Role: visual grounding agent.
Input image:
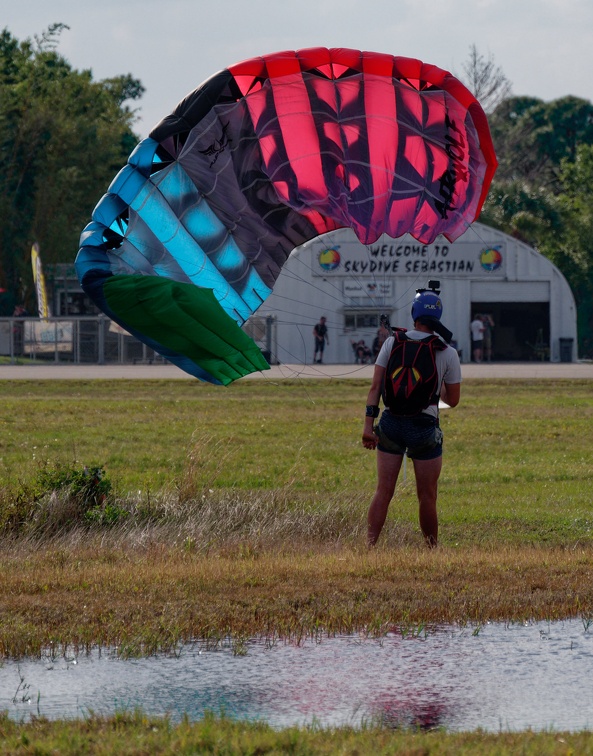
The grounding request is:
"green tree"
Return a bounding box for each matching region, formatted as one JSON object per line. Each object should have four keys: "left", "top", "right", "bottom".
{"left": 480, "top": 178, "right": 562, "bottom": 247}
{"left": 489, "top": 95, "right": 593, "bottom": 189}
{"left": 0, "top": 24, "right": 144, "bottom": 306}
{"left": 482, "top": 92, "right": 593, "bottom": 356}
{"left": 541, "top": 145, "right": 593, "bottom": 356}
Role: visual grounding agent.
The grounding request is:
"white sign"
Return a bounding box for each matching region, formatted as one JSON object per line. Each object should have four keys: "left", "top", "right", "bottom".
{"left": 314, "top": 234, "right": 506, "bottom": 278}
{"left": 24, "top": 321, "right": 73, "bottom": 353}
{"left": 343, "top": 280, "right": 393, "bottom": 297}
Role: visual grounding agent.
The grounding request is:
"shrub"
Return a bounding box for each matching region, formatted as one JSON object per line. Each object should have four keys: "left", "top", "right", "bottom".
{"left": 0, "top": 463, "right": 129, "bottom": 535}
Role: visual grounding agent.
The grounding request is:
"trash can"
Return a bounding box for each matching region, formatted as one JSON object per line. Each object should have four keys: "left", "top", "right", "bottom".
{"left": 559, "top": 338, "right": 574, "bottom": 363}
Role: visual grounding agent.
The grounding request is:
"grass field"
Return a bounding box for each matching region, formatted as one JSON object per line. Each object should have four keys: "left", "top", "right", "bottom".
{"left": 1, "top": 377, "right": 592, "bottom": 544}
{"left": 1, "top": 377, "right": 592, "bottom": 751}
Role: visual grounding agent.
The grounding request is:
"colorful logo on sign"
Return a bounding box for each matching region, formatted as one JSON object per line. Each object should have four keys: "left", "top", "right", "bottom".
{"left": 319, "top": 247, "right": 341, "bottom": 271}
{"left": 480, "top": 247, "right": 503, "bottom": 271}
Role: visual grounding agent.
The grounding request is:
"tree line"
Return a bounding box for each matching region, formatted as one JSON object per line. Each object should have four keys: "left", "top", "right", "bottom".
{"left": 1, "top": 30, "right": 592, "bottom": 355}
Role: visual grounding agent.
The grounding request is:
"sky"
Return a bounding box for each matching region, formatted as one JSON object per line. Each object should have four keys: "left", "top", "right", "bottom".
{"left": 3, "top": 0, "right": 593, "bottom": 140}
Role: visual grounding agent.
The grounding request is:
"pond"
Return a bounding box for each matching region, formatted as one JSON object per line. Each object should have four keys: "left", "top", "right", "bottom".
{"left": 2, "top": 619, "right": 593, "bottom": 732}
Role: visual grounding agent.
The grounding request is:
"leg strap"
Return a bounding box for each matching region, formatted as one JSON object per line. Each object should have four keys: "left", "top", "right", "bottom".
{"left": 373, "top": 423, "right": 406, "bottom": 455}
{"left": 374, "top": 423, "right": 443, "bottom": 458}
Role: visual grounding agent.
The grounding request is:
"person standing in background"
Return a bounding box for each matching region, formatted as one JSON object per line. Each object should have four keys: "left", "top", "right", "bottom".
{"left": 313, "top": 316, "right": 329, "bottom": 364}
{"left": 470, "top": 315, "right": 485, "bottom": 363}
{"left": 481, "top": 313, "right": 495, "bottom": 362}
{"left": 373, "top": 323, "right": 391, "bottom": 360}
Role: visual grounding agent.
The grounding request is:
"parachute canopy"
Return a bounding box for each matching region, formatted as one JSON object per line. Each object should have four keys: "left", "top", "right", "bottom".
{"left": 75, "top": 47, "right": 497, "bottom": 385}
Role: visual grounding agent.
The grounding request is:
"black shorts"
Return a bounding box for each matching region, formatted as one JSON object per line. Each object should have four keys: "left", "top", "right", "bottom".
{"left": 375, "top": 410, "right": 443, "bottom": 460}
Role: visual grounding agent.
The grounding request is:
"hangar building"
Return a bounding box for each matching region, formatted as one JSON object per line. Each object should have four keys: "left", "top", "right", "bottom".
{"left": 254, "top": 222, "right": 577, "bottom": 365}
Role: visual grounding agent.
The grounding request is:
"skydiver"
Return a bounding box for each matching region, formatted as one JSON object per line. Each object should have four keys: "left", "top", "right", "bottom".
{"left": 361, "top": 286, "right": 461, "bottom": 548}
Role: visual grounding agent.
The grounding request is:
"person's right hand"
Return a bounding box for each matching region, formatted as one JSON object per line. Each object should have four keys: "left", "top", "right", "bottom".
{"left": 362, "top": 431, "right": 378, "bottom": 450}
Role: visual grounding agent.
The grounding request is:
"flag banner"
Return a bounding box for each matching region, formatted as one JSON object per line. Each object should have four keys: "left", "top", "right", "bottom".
{"left": 31, "top": 243, "right": 51, "bottom": 319}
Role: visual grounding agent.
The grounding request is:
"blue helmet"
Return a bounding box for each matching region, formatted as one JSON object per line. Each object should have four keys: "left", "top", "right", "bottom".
{"left": 411, "top": 290, "right": 443, "bottom": 321}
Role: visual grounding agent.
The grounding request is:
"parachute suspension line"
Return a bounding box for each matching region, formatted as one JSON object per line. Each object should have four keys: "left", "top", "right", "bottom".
{"left": 251, "top": 320, "right": 371, "bottom": 402}
{"left": 254, "top": 224, "right": 460, "bottom": 368}
{"left": 248, "top": 234, "right": 383, "bottom": 379}
{"left": 302, "top": 226, "right": 450, "bottom": 312}
{"left": 457, "top": 220, "right": 494, "bottom": 248}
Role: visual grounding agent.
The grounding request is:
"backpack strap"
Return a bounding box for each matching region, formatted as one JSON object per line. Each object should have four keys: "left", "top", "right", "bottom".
{"left": 421, "top": 335, "right": 447, "bottom": 406}
{"left": 422, "top": 334, "right": 447, "bottom": 352}
{"left": 393, "top": 331, "right": 446, "bottom": 350}
{"left": 391, "top": 329, "right": 409, "bottom": 347}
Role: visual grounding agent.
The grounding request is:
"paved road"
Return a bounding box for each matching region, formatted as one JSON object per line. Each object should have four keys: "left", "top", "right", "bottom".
{"left": 0, "top": 361, "right": 592, "bottom": 380}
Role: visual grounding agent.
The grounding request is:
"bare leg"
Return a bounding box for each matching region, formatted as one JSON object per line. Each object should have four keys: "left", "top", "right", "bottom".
{"left": 412, "top": 456, "right": 442, "bottom": 547}
{"left": 367, "top": 450, "right": 403, "bottom": 546}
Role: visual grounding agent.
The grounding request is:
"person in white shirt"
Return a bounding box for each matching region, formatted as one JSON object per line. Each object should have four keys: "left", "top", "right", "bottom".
{"left": 470, "top": 315, "right": 485, "bottom": 363}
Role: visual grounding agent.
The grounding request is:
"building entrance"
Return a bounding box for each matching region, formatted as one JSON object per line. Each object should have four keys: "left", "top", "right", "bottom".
{"left": 471, "top": 302, "right": 550, "bottom": 361}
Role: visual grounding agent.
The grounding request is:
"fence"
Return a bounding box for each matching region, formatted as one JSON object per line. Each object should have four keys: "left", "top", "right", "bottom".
{"left": 0, "top": 316, "right": 162, "bottom": 366}
{"left": 0, "top": 314, "right": 278, "bottom": 366}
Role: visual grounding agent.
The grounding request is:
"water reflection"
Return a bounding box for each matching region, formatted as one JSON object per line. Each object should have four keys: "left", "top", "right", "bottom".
{"left": 2, "top": 620, "right": 593, "bottom": 732}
